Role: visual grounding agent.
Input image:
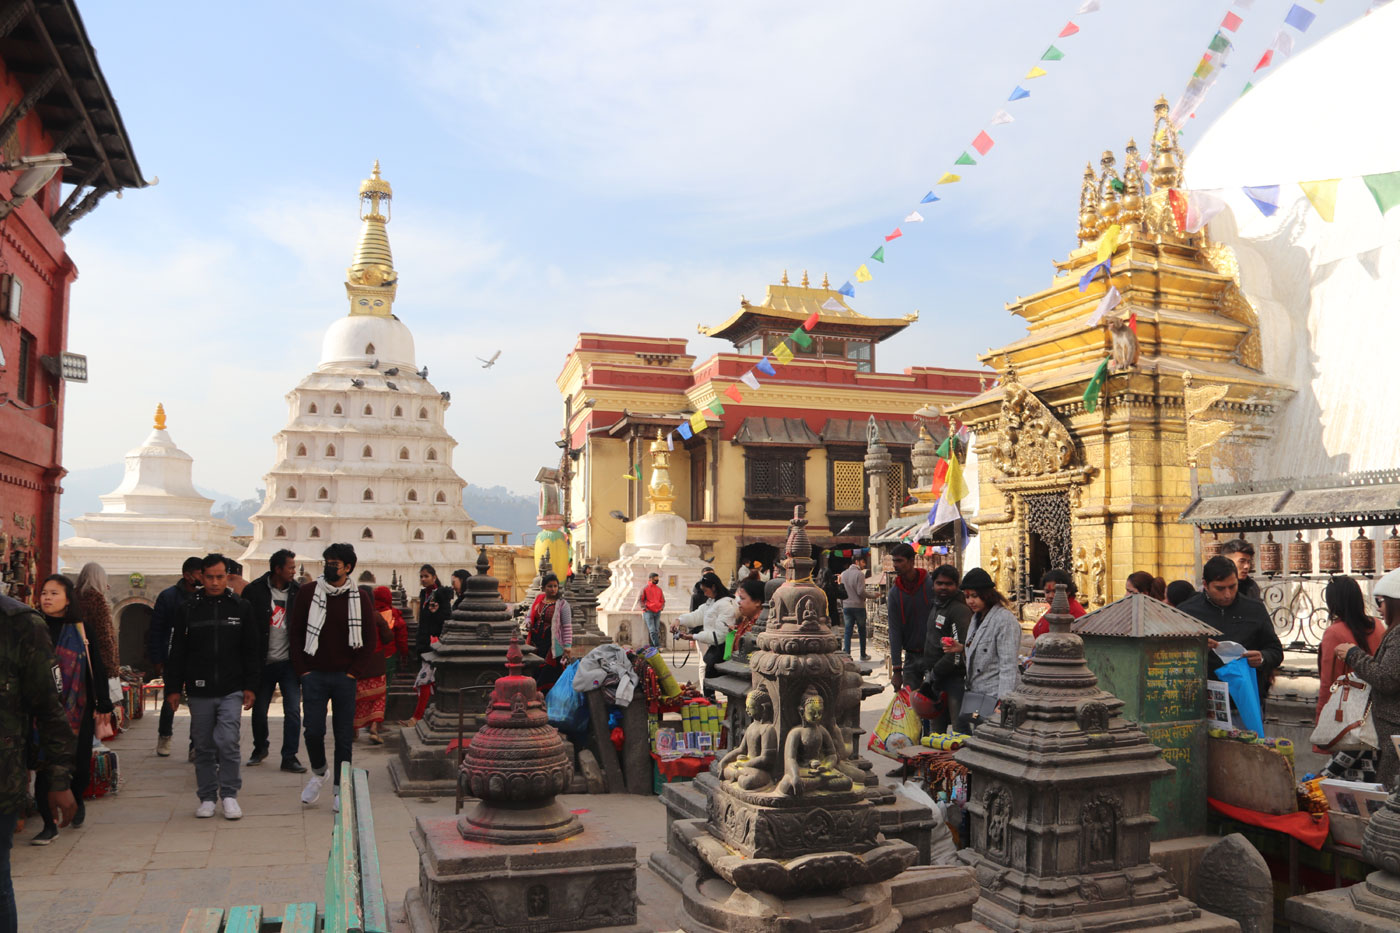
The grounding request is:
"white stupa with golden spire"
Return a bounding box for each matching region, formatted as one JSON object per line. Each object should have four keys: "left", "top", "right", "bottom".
{"left": 595, "top": 431, "right": 711, "bottom": 646}
{"left": 240, "top": 163, "right": 475, "bottom": 584}
{"left": 60, "top": 404, "right": 239, "bottom": 574}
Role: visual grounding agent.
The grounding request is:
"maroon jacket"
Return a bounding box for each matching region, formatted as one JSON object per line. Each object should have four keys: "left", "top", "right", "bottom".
{"left": 287, "top": 583, "right": 380, "bottom": 679}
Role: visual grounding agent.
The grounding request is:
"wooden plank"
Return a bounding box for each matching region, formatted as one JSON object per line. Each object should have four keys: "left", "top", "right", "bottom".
{"left": 622, "top": 696, "right": 652, "bottom": 795}
{"left": 324, "top": 763, "right": 365, "bottom": 933}
{"left": 352, "top": 768, "right": 390, "bottom": 933}
{"left": 586, "top": 690, "right": 626, "bottom": 794}
{"left": 279, "top": 903, "right": 319, "bottom": 933}
{"left": 179, "top": 908, "right": 224, "bottom": 933}
{"left": 221, "top": 905, "right": 262, "bottom": 933}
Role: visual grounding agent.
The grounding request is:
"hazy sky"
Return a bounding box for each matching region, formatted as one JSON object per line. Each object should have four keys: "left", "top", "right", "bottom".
{"left": 58, "top": 0, "right": 1367, "bottom": 502}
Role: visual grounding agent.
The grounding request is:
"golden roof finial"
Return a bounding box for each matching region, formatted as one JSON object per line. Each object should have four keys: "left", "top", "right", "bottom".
{"left": 1095, "top": 150, "right": 1122, "bottom": 233}
{"left": 1120, "top": 137, "right": 1145, "bottom": 230}
{"left": 153, "top": 403, "right": 166, "bottom": 431}
{"left": 801, "top": 270, "right": 809, "bottom": 287}
{"left": 1077, "top": 161, "right": 1099, "bottom": 243}
{"left": 781, "top": 269, "right": 789, "bottom": 285}
{"left": 822, "top": 272, "right": 830, "bottom": 289}
{"left": 648, "top": 427, "right": 675, "bottom": 513}
{"left": 346, "top": 162, "right": 398, "bottom": 312}
{"left": 1150, "top": 95, "right": 1184, "bottom": 190}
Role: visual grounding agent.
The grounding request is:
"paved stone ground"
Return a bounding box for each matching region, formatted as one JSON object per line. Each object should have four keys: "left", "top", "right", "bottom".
{"left": 11, "top": 649, "right": 898, "bottom": 932}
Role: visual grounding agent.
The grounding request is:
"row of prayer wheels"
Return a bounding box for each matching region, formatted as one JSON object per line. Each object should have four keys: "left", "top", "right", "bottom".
{"left": 1203, "top": 528, "right": 1400, "bottom": 577}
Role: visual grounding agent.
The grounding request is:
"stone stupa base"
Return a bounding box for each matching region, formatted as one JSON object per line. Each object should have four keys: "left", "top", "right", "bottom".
{"left": 389, "top": 723, "right": 462, "bottom": 798}
{"left": 1287, "top": 870, "right": 1400, "bottom": 933}
{"left": 405, "top": 816, "right": 638, "bottom": 933}
{"left": 955, "top": 899, "right": 1238, "bottom": 933}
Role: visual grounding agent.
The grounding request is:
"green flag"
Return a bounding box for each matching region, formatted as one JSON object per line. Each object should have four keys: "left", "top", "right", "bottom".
{"left": 1240, "top": 82, "right": 1254, "bottom": 96}
{"left": 1110, "top": 177, "right": 1125, "bottom": 193}
{"left": 871, "top": 245, "right": 885, "bottom": 263}
{"left": 955, "top": 151, "right": 976, "bottom": 166}
{"left": 935, "top": 435, "right": 952, "bottom": 459}
{"left": 1041, "top": 44, "right": 1064, "bottom": 61}
{"left": 707, "top": 398, "right": 725, "bottom": 416}
{"left": 789, "top": 327, "right": 813, "bottom": 349}
{"left": 1083, "top": 358, "right": 1110, "bottom": 413}
{"left": 634, "top": 463, "right": 643, "bottom": 482}
{"left": 1364, "top": 171, "right": 1400, "bottom": 215}
{"left": 1207, "top": 32, "right": 1230, "bottom": 53}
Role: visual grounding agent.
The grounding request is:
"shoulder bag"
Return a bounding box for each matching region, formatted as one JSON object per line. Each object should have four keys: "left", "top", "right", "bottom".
{"left": 1310, "top": 673, "right": 1377, "bottom": 751}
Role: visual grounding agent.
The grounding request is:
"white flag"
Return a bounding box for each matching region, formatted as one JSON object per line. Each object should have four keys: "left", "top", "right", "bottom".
{"left": 666, "top": 432, "right": 674, "bottom": 451}
{"left": 821, "top": 297, "right": 844, "bottom": 311}
{"left": 1078, "top": 0, "right": 1100, "bottom": 12}
{"left": 990, "top": 109, "right": 1014, "bottom": 126}
{"left": 928, "top": 489, "right": 961, "bottom": 533}
{"left": 1236, "top": 0, "right": 1256, "bottom": 7}
{"left": 1271, "top": 29, "right": 1294, "bottom": 56}
{"left": 1358, "top": 246, "right": 1385, "bottom": 280}
{"left": 1087, "top": 286, "right": 1121, "bottom": 326}
{"left": 740, "top": 371, "right": 761, "bottom": 391}
{"left": 903, "top": 211, "right": 924, "bottom": 223}
{"left": 1185, "top": 189, "right": 1229, "bottom": 233}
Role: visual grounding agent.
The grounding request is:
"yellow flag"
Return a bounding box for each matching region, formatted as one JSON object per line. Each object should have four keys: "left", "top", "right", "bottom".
{"left": 855, "top": 264, "right": 872, "bottom": 283}
{"left": 945, "top": 451, "right": 970, "bottom": 504}
{"left": 1096, "top": 223, "right": 1120, "bottom": 262}
{"left": 1300, "top": 179, "right": 1340, "bottom": 222}
{"left": 1025, "top": 66, "right": 1048, "bottom": 79}
{"left": 772, "top": 342, "right": 794, "bottom": 364}
{"left": 689, "top": 410, "right": 708, "bottom": 434}
{"left": 937, "top": 172, "right": 960, "bottom": 185}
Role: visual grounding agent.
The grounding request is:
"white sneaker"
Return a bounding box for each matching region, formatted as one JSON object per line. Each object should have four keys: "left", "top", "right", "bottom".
{"left": 333, "top": 794, "right": 340, "bottom": 813}
{"left": 301, "top": 773, "right": 325, "bottom": 806}
{"left": 221, "top": 797, "right": 242, "bottom": 820}
{"left": 194, "top": 800, "right": 216, "bottom": 819}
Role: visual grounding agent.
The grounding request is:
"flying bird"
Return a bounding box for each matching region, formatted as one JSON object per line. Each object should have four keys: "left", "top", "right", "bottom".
{"left": 416, "top": 366, "right": 429, "bottom": 379}
{"left": 349, "top": 378, "right": 365, "bottom": 388}
{"left": 385, "top": 381, "right": 399, "bottom": 391}
{"left": 477, "top": 350, "right": 501, "bottom": 369}
{"left": 368, "top": 358, "right": 379, "bottom": 369}
{"left": 837, "top": 520, "right": 855, "bottom": 535}
{"left": 384, "top": 367, "right": 399, "bottom": 376}
{"left": 440, "top": 391, "right": 451, "bottom": 402}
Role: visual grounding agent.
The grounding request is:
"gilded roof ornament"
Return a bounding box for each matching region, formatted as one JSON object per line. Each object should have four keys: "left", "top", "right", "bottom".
{"left": 990, "top": 370, "right": 1074, "bottom": 477}
{"left": 1077, "top": 162, "right": 1099, "bottom": 243}
{"left": 1119, "top": 138, "right": 1145, "bottom": 231}
{"left": 1149, "top": 95, "right": 1184, "bottom": 190}
{"left": 1095, "top": 150, "right": 1122, "bottom": 234}
{"left": 345, "top": 161, "right": 399, "bottom": 313}
{"left": 781, "top": 270, "right": 789, "bottom": 286}
{"left": 801, "top": 270, "right": 809, "bottom": 287}
{"left": 153, "top": 403, "right": 166, "bottom": 431}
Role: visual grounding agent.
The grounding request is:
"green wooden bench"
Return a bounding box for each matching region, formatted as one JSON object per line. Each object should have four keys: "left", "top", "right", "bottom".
{"left": 180, "top": 764, "right": 388, "bottom": 933}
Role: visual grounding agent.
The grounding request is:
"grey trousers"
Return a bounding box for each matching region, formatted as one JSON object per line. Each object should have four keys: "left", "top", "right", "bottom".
{"left": 189, "top": 692, "right": 243, "bottom": 801}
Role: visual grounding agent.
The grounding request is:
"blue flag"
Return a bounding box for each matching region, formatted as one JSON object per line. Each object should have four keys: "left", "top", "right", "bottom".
{"left": 1243, "top": 185, "right": 1280, "bottom": 217}
{"left": 837, "top": 280, "right": 855, "bottom": 297}
{"left": 677, "top": 423, "right": 693, "bottom": 440}
{"left": 1078, "top": 259, "right": 1111, "bottom": 292}
{"left": 1008, "top": 85, "right": 1030, "bottom": 101}
{"left": 1284, "top": 3, "right": 1315, "bottom": 32}
{"left": 921, "top": 191, "right": 940, "bottom": 204}
{"left": 757, "top": 357, "right": 777, "bottom": 376}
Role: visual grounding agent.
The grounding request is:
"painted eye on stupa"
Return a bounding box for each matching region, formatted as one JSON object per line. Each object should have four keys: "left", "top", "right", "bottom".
{"left": 358, "top": 298, "right": 369, "bottom": 306}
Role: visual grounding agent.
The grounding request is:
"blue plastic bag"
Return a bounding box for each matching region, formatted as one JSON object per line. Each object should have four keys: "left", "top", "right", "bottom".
{"left": 1216, "top": 657, "right": 1265, "bottom": 736}
{"left": 547, "top": 660, "right": 584, "bottom": 727}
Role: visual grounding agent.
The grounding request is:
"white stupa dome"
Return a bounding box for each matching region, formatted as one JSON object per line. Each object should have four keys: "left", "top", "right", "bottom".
{"left": 1187, "top": 3, "right": 1400, "bottom": 480}
{"left": 319, "top": 313, "right": 416, "bottom": 370}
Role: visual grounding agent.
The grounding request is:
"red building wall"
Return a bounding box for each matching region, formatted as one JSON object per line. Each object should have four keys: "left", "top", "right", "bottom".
{"left": 0, "top": 54, "right": 78, "bottom": 600}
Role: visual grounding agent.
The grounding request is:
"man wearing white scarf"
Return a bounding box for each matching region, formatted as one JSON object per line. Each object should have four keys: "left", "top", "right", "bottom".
{"left": 288, "top": 543, "right": 378, "bottom": 813}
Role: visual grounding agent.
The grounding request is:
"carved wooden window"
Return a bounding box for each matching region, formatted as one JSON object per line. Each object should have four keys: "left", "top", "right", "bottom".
{"left": 831, "top": 461, "right": 865, "bottom": 511}
{"left": 885, "top": 462, "right": 907, "bottom": 518}
{"left": 1024, "top": 491, "right": 1073, "bottom": 602}
{"left": 744, "top": 449, "right": 807, "bottom": 519}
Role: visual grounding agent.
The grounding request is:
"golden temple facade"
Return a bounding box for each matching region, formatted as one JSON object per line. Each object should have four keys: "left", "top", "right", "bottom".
{"left": 945, "top": 98, "right": 1293, "bottom": 610}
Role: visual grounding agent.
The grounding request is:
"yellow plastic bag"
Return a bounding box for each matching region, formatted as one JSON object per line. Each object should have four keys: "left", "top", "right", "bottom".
{"left": 868, "top": 686, "right": 921, "bottom": 755}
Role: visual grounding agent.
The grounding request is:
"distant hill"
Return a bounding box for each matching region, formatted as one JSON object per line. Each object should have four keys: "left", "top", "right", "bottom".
{"left": 60, "top": 464, "right": 537, "bottom": 543}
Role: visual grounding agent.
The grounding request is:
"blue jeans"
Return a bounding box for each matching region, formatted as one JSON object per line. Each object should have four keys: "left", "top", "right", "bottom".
{"left": 842, "top": 607, "right": 868, "bottom": 657}
{"left": 642, "top": 611, "right": 661, "bottom": 648}
{"left": 189, "top": 692, "right": 244, "bottom": 801}
{"left": 301, "top": 670, "right": 357, "bottom": 787}
{"left": 252, "top": 659, "right": 302, "bottom": 761}
{"left": 0, "top": 811, "right": 15, "bottom": 933}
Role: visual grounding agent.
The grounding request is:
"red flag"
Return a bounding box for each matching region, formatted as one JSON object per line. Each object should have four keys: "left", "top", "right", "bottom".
{"left": 1127, "top": 311, "right": 1138, "bottom": 333}
{"left": 971, "top": 131, "right": 994, "bottom": 156}
{"left": 1254, "top": 49, "right": 1273, "bottom": 72}
{"left": 802, "top": 310, "right": 819, "bottom": 331}
{"left": 1221, "top": 11, "right": 1242, "bottom": 31}
{"left": 724, "top": 383, "right": 744, "bottom": 404}
{"left": 885, "top": 227, "right": 903, "bottom": 242}
{"left": 1059, "top": 21, "right": 1079, "bottom": 37}
{"left": 1168, "top": 189, "right": 1188, "bottom": 232}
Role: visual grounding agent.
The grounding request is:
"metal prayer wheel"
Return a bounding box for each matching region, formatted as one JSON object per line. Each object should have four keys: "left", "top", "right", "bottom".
{"left": 1352, "top": 528, "right": 1376, "bottom": 576}
{"left": 1202, "top": 532, "right": 1223, "bottom": 562}
{"left": 1386, "top": 527, "right": 1400, "bottom": 573}
{"left": 1259, "top": 532, "right": 1282, "bottom": 576}
{"left": 1288, "top": 531, "right": 1313, "bottom": 576}
{"left": 1318, "top": 529, "right": 1342, "bottom": 575}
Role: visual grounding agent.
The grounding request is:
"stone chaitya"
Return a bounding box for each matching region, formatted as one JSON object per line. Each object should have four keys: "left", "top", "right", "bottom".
{"left": 1287, "top": 777, "right": 1400, "bottom": 930}
{"left": 390, "top": 550, "right": 539, "bottom": 798}
{"left": 660, "top": 506, "right": 976, "bottom": 932}
{"left": 954, "top": 586, "right": 1233, "bottom": 932}
{"left": 404, "top": 635, "right": 637, "bottom": 933}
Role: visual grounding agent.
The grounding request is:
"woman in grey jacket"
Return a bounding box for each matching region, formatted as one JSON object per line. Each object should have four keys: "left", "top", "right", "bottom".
{"left": 1337, "top": 567, "right": 1400, "bottom": 789}
{"left": 947, "top": 567, "right": 1021, "bottom": 702}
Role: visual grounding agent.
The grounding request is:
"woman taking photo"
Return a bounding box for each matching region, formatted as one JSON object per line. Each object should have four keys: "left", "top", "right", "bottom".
{"left": 942, "top": 568, "right": 1021, "bottom": 726}
{"left": 526, "top": 573, "right": 573, "bottom": 692}
{"left": 1322, "top": 574, "right": 1388, "bottom": 781}
{"left": 675, "top": 572, "right": 736, "bottom": 700}
{"left": 32, "top": 574, "right": 113, "bottom": 844}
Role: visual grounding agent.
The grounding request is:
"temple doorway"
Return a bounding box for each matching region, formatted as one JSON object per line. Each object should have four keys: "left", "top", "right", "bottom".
{"left": 117, "top": 602, "right": 154, "bottom": 673}
{"left": 1023, "top": 491, "right": 1073, "bottom": 601}
{"left": 737, "top": 542, "right": 780, "bottom": 578}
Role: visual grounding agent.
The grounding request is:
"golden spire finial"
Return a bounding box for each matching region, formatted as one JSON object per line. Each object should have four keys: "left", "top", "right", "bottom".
{"left": 1095, "top": 150, "right": 1121, "bottom": 233}
{"left": 346, "top": 162, "right": 398, "bottom": 313}
{"left": 1077, "top": 161, "right": 1099, "bottom": 243}
{"left": 781, "top": 269, "right": 789, "bottom": 285}
{"left": 648, "top": 428, "right": 675, "bottom": 513}
{"left": 822, "top": 272, "right": 830, "bottom": 289}
{"left": 801, "top": 270, "right": 809, "bottom": 287}
{"left": 1120, "top": 137, "right": 1145, "bottom": 230}
{"left": 1150, "top": 95, "right": 1184, "bottom": 190}
{"left": 153, "top": 403, "right": 166, "bottom": 431}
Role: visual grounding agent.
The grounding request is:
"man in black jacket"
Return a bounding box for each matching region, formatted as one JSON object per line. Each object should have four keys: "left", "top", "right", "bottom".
{"left": 149, "top": 556, "right": 202, "bottom": 757}
{"left": 165, "top": 553, "right": 260, "bottom": 820}
{"left": 1178, "top": 555, "right": 1284, "bottom": 709}
{"left": 242, "top": 548, "right": 305, "bottom": 772}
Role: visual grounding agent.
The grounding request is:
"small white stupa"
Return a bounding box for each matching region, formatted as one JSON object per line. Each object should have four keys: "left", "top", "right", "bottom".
{"left": 60, "top": 404, "right": 239, "bottom": 574}
{"left": 595, "top": 431, "right": 712, "bottom": 646}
